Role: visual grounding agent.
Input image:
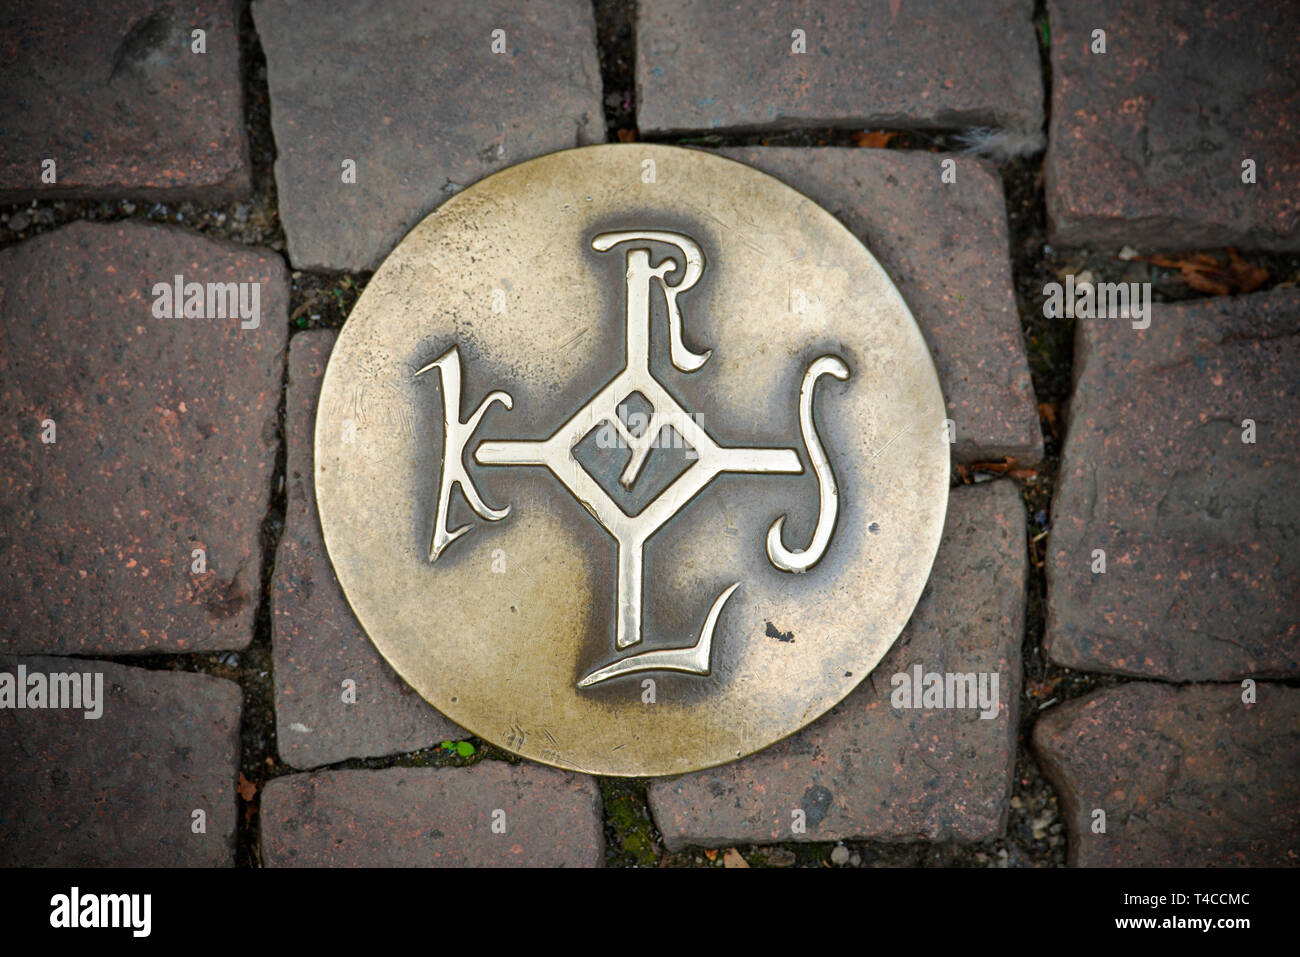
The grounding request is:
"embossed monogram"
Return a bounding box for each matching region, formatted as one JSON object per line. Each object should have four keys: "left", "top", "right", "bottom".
{"left": 418, "top": 231, "right": 849, "bottom": 688}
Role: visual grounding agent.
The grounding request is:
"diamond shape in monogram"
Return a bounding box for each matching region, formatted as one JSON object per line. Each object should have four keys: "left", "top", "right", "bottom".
{"left": 570, "top": 393, "right": 699, "bottom": 517}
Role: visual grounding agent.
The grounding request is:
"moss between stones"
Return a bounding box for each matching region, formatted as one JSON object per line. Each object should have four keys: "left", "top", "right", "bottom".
{"left": 598, "top": 778, "right": 661, "bottom": 867}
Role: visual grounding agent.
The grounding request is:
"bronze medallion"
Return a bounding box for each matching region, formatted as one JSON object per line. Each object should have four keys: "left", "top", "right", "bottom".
{"left": 315, "top": 144, "right": 948, "bottom": 776}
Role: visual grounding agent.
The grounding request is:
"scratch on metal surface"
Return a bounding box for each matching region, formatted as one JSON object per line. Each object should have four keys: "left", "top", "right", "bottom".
{"left": 871, "top": 422, "right": 914, "bottom": 460}
{"left": 556, "top": 328, "right": 586, "bottom": 352}
{"left": 551, "top": 753, "right": 596, "bottom": 774}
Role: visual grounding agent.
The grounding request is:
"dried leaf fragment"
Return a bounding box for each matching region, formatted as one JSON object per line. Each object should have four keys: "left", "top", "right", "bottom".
{"left": 723, "top": 848, "right": 750, "bottom": 868}
{"left": 852, "top": 130, "right": 897, "bottom": 149}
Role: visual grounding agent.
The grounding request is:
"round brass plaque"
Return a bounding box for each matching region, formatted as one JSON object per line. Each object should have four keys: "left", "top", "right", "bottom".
{"left": 315, "top": 144, "right": 948, "bottom": 777}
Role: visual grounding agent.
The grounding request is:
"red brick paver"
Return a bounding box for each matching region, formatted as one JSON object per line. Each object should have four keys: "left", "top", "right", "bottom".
{"left": 1046, "top": 0, "right": 1300, "bottom": 250}
{"left": 639, "top": 0, "right": 1044, "bottom": 136}
{"left": 1034, "top": 681, "right": 1300, "bottom": 866}
{"left": 261, "top": 762, "right": 604, "bottom": 866}
{"left": 253, "top": 0, "right": 605, "bottom": 271}
{"left": 0, "top": 0, "right": 249, "bottom": 201}
{"left": 0, "top": 221, "right": 288, "bottom": 655}
{"left": 0, "top": 656, "right": 242, "bottom": 866}
{"left": 1046, "top": 290, "right": 1300, "bottom": 680}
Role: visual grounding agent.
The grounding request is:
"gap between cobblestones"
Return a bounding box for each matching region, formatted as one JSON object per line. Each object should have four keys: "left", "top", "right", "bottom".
{"left": 3, "top": 0, "right": 1296, "bottom": 868}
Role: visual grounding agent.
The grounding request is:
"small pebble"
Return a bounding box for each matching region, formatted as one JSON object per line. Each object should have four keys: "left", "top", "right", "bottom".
{"left": 1031, "top": 810, "right": 1056, "bottom": 840}
{"left": 764, "top": 847, "right": 796, "bottom": 867}
{"left": 8, "top": 212, "right": 30, "bottom": 231}
{"left": 830, "top": 844, "right": 850, "bottom": 865}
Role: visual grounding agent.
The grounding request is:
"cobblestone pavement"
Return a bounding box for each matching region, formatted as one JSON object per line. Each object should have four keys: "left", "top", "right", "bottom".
{"left": 0, "top": 0, "right": 1296, "bottom": 868}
